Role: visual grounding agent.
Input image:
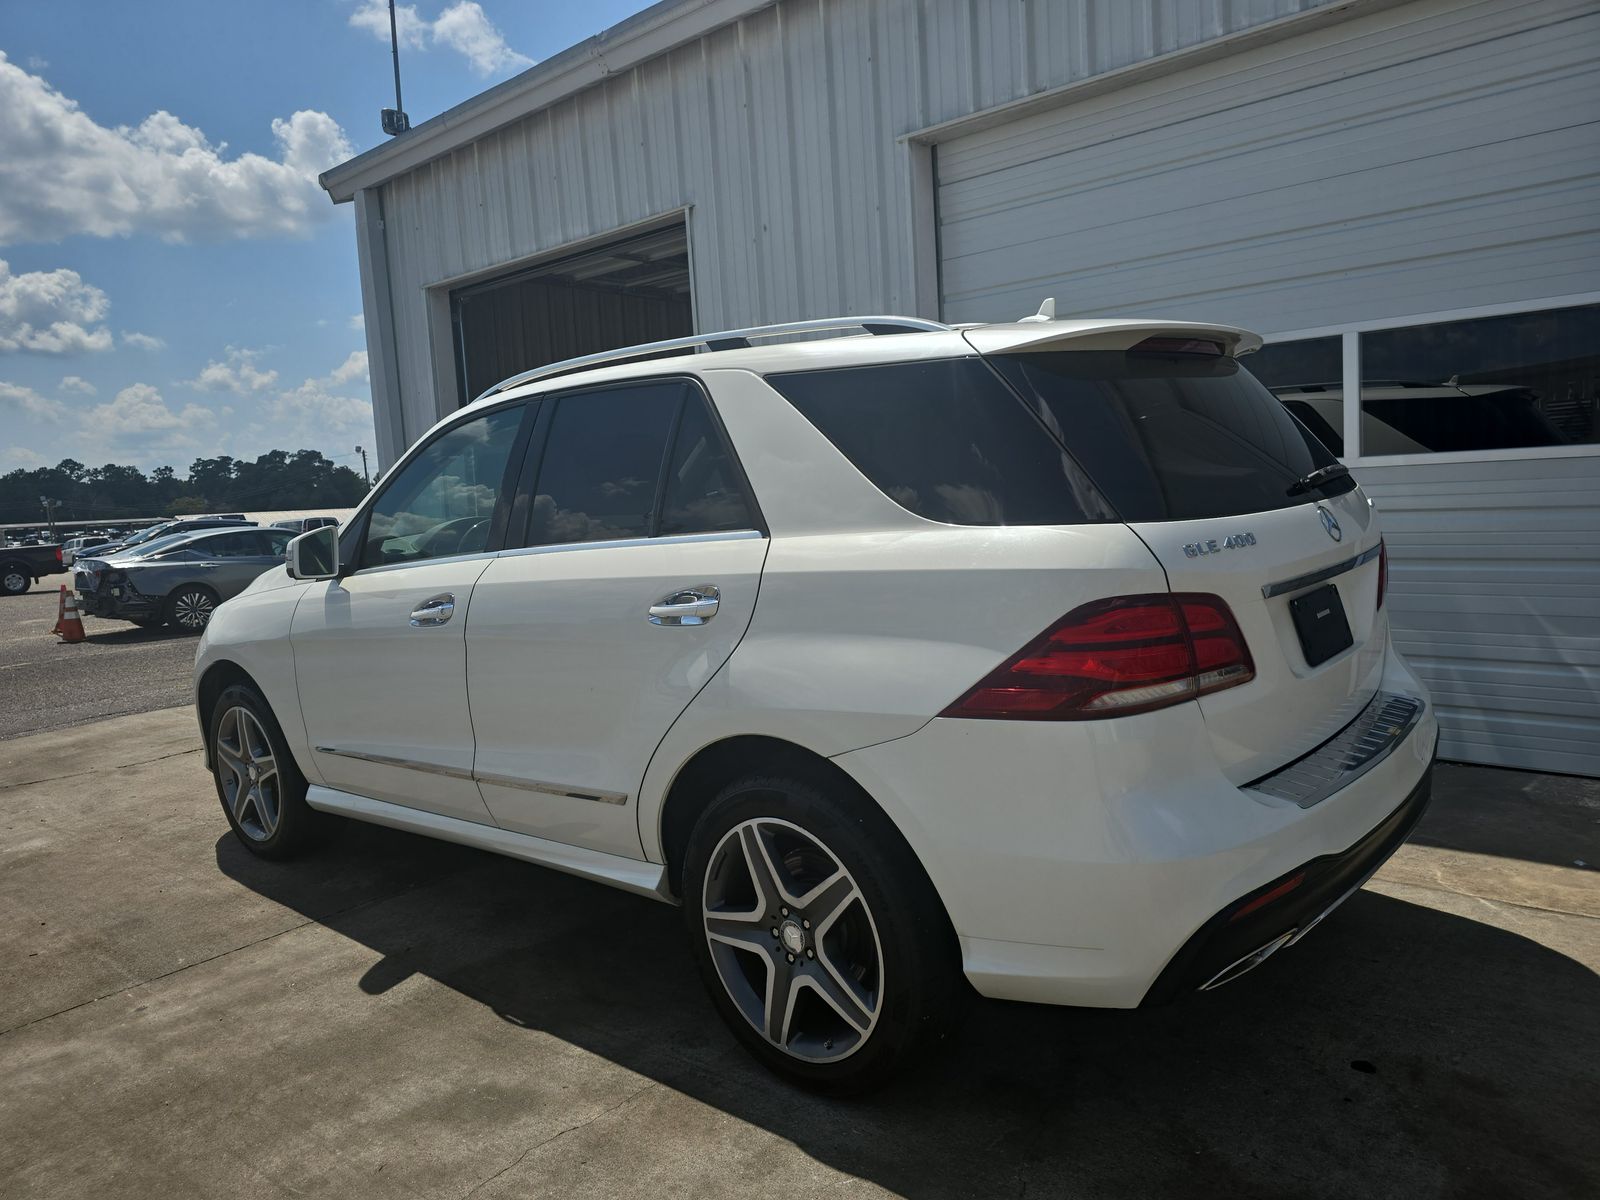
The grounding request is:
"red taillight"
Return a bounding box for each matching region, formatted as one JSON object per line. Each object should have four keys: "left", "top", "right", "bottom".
{"left": 1376, "top": 538, "right": 1388, "bottom": 610}
{"left": 55, "top": 546, "right": 63, "bottom": 564}
{"left": 941, "top": 593, "right": 1255, "bottom": 721}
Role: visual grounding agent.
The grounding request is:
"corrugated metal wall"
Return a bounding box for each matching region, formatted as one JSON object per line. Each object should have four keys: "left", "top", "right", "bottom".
{"left": 1360, "top": 456, "right": 1600, "bottom": 777}
{"left": 935, "top": 0, "right": 1600, "bottom": 329}
{"left": 375, "top": 0, "right": 1341, "bottom": 440}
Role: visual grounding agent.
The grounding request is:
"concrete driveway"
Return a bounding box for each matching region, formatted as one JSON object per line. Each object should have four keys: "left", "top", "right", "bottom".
{"left": 2, "top": 708, "right": 1596, "bottom": 1199}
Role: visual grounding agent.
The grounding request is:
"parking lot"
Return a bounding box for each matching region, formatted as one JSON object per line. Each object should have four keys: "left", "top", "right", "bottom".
{"left": 1, "top": 705, "right": 1596, "bottom": 1199}
{"left": 0, "top": 582, "right": 195, "bottom": 739}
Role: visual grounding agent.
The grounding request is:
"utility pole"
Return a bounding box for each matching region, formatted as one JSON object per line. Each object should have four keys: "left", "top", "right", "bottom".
{"left": 355, "top": 446, "right": 371, "bottom": 488}
{"left": 381, "top": 0, "right": 411, "bottom": 136}
{"left": 38, "top": 496, "right": 60, "bottom": 541}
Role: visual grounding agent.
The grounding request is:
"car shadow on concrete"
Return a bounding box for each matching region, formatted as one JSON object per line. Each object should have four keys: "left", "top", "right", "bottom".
{"left": 217, "top": 824, "right": 1599, "bottom": 1200}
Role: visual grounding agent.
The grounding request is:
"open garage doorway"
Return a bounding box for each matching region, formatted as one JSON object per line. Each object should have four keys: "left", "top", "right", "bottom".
{"left": 448, "top": 221, "right": 692, "bottom": 407}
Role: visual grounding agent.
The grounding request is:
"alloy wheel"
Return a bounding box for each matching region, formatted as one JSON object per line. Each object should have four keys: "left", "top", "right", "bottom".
{"left": 702, "top": 817, "right": 884, "bottom": 1063}
{"left": 215, "top": 706, "right": 281, "bottom": 841}
{"left": 172, "top": 589, "right": 215, "bottom": 629}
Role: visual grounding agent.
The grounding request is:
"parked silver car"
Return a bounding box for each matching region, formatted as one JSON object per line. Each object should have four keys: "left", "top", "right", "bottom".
{"left": 75, "top": 526, "right": 293, "bottom": 632}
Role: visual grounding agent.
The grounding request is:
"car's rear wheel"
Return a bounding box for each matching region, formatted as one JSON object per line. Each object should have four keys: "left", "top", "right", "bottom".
{"left": 683, "top": 771, "right": 966, "bottom": 1093}
{"left": 209, "top": 683, "right": 332, "bottom": 859}
{"left": 165, "top": 584, "right": 218, "bottom": 632}
{"left": 1, "top": 563, "right": 30, "bottom": 596}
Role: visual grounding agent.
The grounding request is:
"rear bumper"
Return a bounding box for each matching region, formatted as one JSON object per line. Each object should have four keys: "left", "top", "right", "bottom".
{"left": 833, "top": 645, "right": 1438, "bottom": 1008}
{"left": 1140, "top": 753, "right": 1433, "bottom": 1005}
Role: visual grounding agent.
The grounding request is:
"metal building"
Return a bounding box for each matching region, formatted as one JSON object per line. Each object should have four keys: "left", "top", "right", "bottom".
{"left": 320, "top": 0, "right": 1600, "bottom": 776}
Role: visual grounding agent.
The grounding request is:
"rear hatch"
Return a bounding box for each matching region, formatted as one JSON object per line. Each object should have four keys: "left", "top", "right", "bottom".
{"left": 981, "top": 333, "right": 1386, "bottom": 783}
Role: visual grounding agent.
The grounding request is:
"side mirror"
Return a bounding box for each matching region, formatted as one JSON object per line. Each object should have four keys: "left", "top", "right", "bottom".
{"left": 287, "top": 525, "right": 339, "bottom": 580}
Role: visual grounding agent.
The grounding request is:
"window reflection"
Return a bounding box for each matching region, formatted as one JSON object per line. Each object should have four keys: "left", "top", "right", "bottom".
{"left": 1359, "top": 305, "right": 1598, "bottom": 455}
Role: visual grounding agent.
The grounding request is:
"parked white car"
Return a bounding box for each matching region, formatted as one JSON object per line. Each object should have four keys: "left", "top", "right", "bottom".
{"left": 194, "top": 313, "right": 1437, "bottom": 1091}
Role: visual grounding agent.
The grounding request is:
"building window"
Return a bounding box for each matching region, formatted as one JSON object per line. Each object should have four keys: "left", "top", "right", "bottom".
{"left": 1247, "top": 336, "right": 1345, "bottom": 455}
{"left": 1358, "top": 304, "right": 1599, "bottom": 456}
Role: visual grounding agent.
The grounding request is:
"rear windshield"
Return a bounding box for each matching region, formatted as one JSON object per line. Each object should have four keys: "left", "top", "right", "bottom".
{"left": 988, "top": 350, "right": 1350, "bottom": 522}
{"left": 765, "top": 358, "right": 1114, "bottom": 526}
{"left": 767, "top": 351, "right": 1348, "bottom": 527}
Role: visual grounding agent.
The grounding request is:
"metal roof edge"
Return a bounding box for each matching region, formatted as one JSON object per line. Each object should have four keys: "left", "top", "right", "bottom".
{"left": 320, "top": 0, "right": 777, "bottom": 203}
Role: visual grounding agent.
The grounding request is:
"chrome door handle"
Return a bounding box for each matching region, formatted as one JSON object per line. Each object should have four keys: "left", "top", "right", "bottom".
{"left": 410, "top": 593, "right": 456, "bottom": 627}
{"left": 648, "top": 584, "right": 720, "bottom": 626}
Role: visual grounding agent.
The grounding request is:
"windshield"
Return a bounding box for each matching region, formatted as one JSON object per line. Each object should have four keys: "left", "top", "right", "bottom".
{"left": 119, "top": 532, "right": 199, "bottom": 558}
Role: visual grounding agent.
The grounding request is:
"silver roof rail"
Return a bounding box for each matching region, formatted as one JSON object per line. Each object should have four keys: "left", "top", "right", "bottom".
{"left": 475, "top": 314, "right": 950, "bottom": 401}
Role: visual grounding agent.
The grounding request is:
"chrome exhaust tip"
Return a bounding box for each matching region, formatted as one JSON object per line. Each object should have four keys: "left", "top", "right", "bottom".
{"left": 1199, "top": 929, "right": 1297, "bottom": 991}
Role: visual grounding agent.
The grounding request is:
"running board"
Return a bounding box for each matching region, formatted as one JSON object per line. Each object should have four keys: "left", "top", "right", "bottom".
{"left": 305, "top": 785, "right": 674, "bottom": 904}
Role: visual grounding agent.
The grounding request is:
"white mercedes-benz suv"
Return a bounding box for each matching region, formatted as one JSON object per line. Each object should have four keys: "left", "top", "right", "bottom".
{"left": 195, "top": 312, "right": 1437, "bottom": 1091}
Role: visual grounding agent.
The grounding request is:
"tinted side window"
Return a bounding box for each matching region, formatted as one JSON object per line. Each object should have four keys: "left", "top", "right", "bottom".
{"left": 767, "top": 359, "right": 1107, "bottom": 526}
{"left": 527, "top": 384, "right": 681, "bottom": 546}
{"left": 205, "top": 532, "right": 261, "bottom": 558}
{"left": 660, "top": 394, "right": 756, "bottom": 536}
{"left": 361, "top": 404, "right": 523, "bottom": 569}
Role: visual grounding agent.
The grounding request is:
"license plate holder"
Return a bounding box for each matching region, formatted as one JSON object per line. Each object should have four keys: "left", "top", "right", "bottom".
{"left": 1289, "top": 583, "right": 1353, "bottom": 667}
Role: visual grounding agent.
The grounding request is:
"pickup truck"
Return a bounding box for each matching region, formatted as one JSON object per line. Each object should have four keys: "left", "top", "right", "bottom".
{"left": 1, "top": 543, "right": 67, "bottom": 596}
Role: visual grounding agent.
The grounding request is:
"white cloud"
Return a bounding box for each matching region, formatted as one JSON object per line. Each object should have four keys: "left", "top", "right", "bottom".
{"left": 25, "top": 55, "right": 47, "bottom": 72}
{"left": 0, "top": 259, "right": 114, "bottom": 355}
{"left": 0, "top": 445, "right": 46, "bottom": 471}
{"left": 350, "top": 1, "right": 532, "bottom": 77}
{"left": 186, "top": 346, "right": 278, "bottom": 394}
{"left": 432, "top": 3, "right": 533, "bottom": 76}
{"left": 121, "top": 331, "right": 165, "bottom": 351}
{"left": 87, "top": 383, "right": 217, "bottom": 455}
{"left": 0, "top": 380, "right": 67, "bottom": 421}
{"left": 59, "top": 374, "right": 97, "bottom": 396}
{"left": 329, "top": 349, "right": 368, "bottom": 385}
{"left": 351, "top": 0, "right": 428, "bottom": 48}
{"left": 0, "top": 53, "right": 354, "bottom": 243}
{"left": 348, "top": 313, "right": 365, "bottom": 333}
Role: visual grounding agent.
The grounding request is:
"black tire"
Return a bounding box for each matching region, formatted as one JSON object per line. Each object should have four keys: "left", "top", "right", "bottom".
{"left": 164, "top": 584, "right": 219, "bottom": 633}
{"left": 683, "top": 770, "right": 968, "bottom": 1094}
{"left": 207, "top": 683, "right": 333, "bottom": 859}
{"left": 129, "top": 616, "right": 162, "bottom": 629}
{"left": 0, "top": 561, "right": 30, "bottom": 597}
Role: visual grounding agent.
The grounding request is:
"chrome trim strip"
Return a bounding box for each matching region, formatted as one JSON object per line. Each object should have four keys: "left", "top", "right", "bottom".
{"left": 316, "top": 746, "right": 629, "bottom": 805}
{"left": 494, "top": 528, "right": 762, "bottom": 561}
{"left": 1261, "top": 542, "right": 1382, "bottom": 599}
{"left": 1245, "top": 692, "right": 1424, "bottom": 810}
{"left": 474, "top": 770, "right": 628, "bottom": 806}
{"left": 316, "top": 746, "right": 474, "bottom": 781}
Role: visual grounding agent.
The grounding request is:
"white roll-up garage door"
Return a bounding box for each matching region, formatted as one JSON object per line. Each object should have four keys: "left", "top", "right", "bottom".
{"left": 934, "top": 0, "right": 1600, "bottom": 776}
{"left": 936, "top": 0, "right": 1599, "bottom": 331}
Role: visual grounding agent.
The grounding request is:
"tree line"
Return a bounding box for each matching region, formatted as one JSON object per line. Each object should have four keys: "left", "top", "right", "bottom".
{"left": 0, "top": 450, "right": 368, "bottom": 526}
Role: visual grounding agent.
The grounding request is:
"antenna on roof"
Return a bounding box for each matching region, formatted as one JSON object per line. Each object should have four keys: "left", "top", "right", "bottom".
{"left": 1018, "top": 297, "right": 1056, "bottom": 324}
{"left": 380, "top": 0, "right": 411, "bottom": 137}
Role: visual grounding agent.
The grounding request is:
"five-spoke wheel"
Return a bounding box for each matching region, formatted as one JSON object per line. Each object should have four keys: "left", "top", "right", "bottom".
{"left": 214, "top": 704, "right": 281, "bottom": 842}
{"left": 702, "top": 817, "right": 884, "bottom": 1063}
{"left": 684, "top": 771, "right": 965, "bottom": 1092}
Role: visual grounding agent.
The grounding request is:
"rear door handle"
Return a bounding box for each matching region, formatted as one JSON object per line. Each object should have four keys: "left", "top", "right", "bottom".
{"left": 648, "top": 585, "right": 720, "bottom": 626}
{"left": 410, "top": 593, "right": 456, "bottom": 627}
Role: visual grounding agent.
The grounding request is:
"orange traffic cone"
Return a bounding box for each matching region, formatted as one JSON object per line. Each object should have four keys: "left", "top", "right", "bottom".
{"left": 56, "top": 587, "right": 86, "bottom": 644}
{"left": 51, "top": 584, "right": 67, "bottom": 635}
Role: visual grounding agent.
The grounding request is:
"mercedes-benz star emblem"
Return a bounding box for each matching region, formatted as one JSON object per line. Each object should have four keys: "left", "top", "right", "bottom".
{"left": 1318, "top": 506, "right": 1343, "bottom": 542}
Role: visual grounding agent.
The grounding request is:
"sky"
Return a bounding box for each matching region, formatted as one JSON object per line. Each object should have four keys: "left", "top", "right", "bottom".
{"left": 0, "top": 0, "right": 651, "bottom": 477}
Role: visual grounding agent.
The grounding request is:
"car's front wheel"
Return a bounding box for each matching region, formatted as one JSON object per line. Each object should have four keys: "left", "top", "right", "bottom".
{"left": 165, "top": 584, "right": 219, "bottom": 632}
{"left": 683, "top": 770, "right": 966, "bottom": 1093}
{"left": 209, "top": 683, "right": 332, "bottom": 859}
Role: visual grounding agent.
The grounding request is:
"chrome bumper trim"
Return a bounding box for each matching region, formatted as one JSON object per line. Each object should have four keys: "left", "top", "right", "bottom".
{"left": 1245, "top": 691, "right": 1424, "bottom": 809}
